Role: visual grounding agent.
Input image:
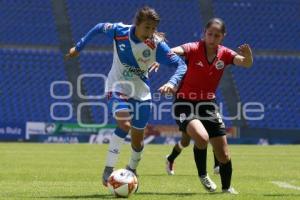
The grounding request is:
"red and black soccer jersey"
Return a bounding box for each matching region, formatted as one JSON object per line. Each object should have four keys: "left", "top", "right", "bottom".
{"left": 176, "top": 40, "right": 237, "bottom": 100}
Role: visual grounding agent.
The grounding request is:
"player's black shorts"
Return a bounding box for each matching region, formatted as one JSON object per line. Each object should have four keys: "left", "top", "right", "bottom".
{"left": 173, "top": 98, "right": 226, "bottom": 138}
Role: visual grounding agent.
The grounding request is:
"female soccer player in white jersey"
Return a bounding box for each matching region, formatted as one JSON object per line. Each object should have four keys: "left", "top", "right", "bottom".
{"left": 66, "top": 6, "right": 187, "bottom": 187}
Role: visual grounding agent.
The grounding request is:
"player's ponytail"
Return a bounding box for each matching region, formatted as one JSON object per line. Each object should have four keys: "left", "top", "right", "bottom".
{"left": 134, "top": 6, "right": 166, "bottom": 41}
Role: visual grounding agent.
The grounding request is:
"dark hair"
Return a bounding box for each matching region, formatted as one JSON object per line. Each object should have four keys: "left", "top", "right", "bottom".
{"left": 134, "top": 6, "right": 160, "bottom": 25}
{"left": 134, "top": 6, "right": 166, "bottom": 40}
{"left": 205, "top": 18, "right": 226, "bottom": 34}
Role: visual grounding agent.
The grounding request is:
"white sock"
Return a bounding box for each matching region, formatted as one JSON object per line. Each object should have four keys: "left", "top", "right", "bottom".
{"left": 105, "top": 133, "right": 124, "bottom": 167}
{"left": 128, "top": 147, "right": 143, "bottom": 170}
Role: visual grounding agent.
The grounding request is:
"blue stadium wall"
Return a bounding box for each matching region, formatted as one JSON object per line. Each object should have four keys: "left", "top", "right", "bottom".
{"left": 0, "top": 0, "right": 299, "bottom": 144}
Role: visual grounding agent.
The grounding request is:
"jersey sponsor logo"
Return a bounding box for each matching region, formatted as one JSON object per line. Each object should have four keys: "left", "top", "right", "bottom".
{"left": 122, "top": 64, "right": 147, "bottom": 79}
{"left": 122, "top": 69, "right": 134, "bottom": 80}
{"left": 103, "top": 23, "right": 113, "bottom": 33}
{"left": 195, "top": 60, "right": 204, "bottom": 67}
{"left": 115, "top": 35, "right": 129, "bottom": 41}
{"left": 215, "top": 60, "right": 225, "bottom": 70}
{"left": 179, "top": 113, "right": 186, "bottom": 123}
{"left": 142, "top": 49, "right": 151, "bottom": 58}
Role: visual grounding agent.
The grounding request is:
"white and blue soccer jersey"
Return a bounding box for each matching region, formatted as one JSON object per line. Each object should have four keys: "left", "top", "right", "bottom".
{"left": 75, "top": 22, "right": 187, "bottom": 101}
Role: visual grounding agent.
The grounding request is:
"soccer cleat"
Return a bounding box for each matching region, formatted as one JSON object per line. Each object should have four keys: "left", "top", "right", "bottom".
{"left": 102, "top": 166, "right": 114, "bottom": 187}
{"left": 125, "top": 165, "right": 139, "bottom": 193}
{"left": 165, "top": 155, "right": 175, "bottom": 175}
{"left": 199, "top": 174, "right": 217, "bottom": 192}
{"left": 125, "top": 165, "right": 138, "bottom": 177}
{"left": 213, "top": 166, "right": 220, "bottom": 175}
{"left": 222, "top": 187, "right": 238, "bottom": 194}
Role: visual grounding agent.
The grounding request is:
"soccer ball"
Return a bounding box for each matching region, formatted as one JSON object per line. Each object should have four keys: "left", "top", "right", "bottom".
{"left": 107, "top": 169, "right": 138, "bottom": 197}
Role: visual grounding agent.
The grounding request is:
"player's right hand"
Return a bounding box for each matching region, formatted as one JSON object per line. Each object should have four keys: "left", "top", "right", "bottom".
{"left": 158, "top": 82, "right": 178, "bottom": 95}
{"left": 149, "top": 62, "right": 160, "bottom": 73}
{"left": 65, "top": 47, "right": 79, "bottom": 60}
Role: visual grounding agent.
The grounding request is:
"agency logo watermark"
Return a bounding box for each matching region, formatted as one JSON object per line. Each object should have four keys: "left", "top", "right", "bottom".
{"left": 50, "top": 73, "right": 264, "bottom": 127}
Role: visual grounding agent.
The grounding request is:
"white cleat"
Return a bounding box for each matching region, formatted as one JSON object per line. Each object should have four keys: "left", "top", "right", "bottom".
{"left": 222, "top": 187, "right": 239, "bottom": 194}
{"left": 199, "top": 174, "right": 217, "bottom": 192}
{"left": 213, "top": 166, "right": 220, "bottom": 175}
{"left": 165, "top": 155, "right": 175, "bottom": 175}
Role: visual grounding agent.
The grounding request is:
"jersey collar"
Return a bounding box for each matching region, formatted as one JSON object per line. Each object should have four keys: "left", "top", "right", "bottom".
{"left": 130, "top": 26, "right": 142, "bottom": 44}
{"left": 201, "top": 40, "right": 220, "bottom": 65}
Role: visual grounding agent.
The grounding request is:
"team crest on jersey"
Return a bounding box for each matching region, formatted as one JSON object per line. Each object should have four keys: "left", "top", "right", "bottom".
{"left": 215, "top": 60, "right": 225, "bottom": 70}
{"left": 143, "top": 49, "right": 151, "bottom": 58}
{"left": 103, "top": 23, "right": 113, "bottom": 33}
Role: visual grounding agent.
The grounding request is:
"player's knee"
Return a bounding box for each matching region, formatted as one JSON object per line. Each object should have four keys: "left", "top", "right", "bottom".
{"left": 181, "top": 140, "right": 190, "bottom": 148}
{"left": 218, "top": 152, "right": 231, "bottom": 164}
{"left": 188, "top": 129, "right": 209, "bottom": 147}
{"left": 131, "top": 141, "right": 144, "bottom": 151}
{"left": 197, "top": 134, "right": 209, "bottom": 146}
{"left": 194, "top": 135, "right": 208, "bottom": 149}
{"left": 118, "top": 121, "right": 131, "bottom": 133}
{"left": 195, "top": 142, "right": 207, "bottom": 149}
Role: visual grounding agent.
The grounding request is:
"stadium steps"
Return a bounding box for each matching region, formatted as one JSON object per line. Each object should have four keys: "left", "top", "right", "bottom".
{"left": 198, "top": 0, "right": 244, "bottom": 127}
{"left": 51, "top": 0, "right": 94, "bottom": 124}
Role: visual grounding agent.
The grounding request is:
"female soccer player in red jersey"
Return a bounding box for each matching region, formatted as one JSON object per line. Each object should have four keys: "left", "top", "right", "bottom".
{"left": 166, "top": 18, "right": 253, "bottom": 194}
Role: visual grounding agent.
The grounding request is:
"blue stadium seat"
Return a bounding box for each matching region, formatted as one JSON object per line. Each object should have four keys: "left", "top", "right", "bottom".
{"left": 66, "top": 0, "right": 203, "bottom": 48}
{"left": 0, "top": 48, "right": 76, "bottom": 123}
{"left": 213, "top": 0, "right": 300, "bottom": 51}
{"left": 231, "top": 55, "right": 300, "bottom": 129}
{"left": 0, "top": 0, "right": 59, "bottom": 45}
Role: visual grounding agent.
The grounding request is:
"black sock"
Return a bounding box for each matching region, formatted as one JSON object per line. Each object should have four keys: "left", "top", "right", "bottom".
{"left": 220, "top": 160, "right": 232, "bottom": 190}
{"left": 167, "top": 143, "right": 181, "bottom": 162}
{"left": 193, "top": 146, "right": 207, "bottom": 177}
{"left": 213, "top": 152, "right": 219, "bottom": 168}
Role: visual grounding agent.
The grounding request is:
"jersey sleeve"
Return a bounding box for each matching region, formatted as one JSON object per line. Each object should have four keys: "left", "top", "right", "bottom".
{"left": 181, "top": 42, "right": 196, "bottom": 60}
{"left": 223, "top": 47, "right": 238, "bottom": 66}
{"left": 75, "top": 22, "right": 117, "bottom": 52}
{"left": 156, "top": 42, "right": 187, "bottom": 86}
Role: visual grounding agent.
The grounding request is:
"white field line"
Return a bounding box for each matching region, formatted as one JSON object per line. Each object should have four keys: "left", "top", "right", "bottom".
{"left": 271, "top": 181, "right": 300, "bottom": 191}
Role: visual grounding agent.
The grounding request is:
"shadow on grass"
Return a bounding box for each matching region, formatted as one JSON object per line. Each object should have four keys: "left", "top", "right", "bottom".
{"left": 136, "top": 191, "right": 222, "bottom": 196}
{"left": 34, "top": 191, "right": 223, "bottom": 199}
{"left": 141, "top": 174, "right": 196, "bottom": 177}
{"left": 264, "top": 193, "right": 300, "bottom": 197}
{"left": 35, "top": 194, "right": 113, "bottom": 199}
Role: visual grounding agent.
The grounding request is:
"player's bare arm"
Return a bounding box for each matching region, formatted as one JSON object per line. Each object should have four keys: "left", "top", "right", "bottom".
{"left": 171, "top": 46, "right": 185, "bottom": 56}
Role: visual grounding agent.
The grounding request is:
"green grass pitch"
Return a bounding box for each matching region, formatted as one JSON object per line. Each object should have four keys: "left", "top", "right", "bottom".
{"left": 1, "top": 143, "right": 300, "bottom": 200}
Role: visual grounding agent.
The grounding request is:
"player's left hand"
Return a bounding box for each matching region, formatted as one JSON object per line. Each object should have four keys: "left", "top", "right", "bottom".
{"left": 238, "top": 44, "right": 252, "bottom": 57}
{"left": 158, "top": 82, "right": 178, "bottom": 94}
{"left": 149, "top": 62, "right": 160, "bottom": 73}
